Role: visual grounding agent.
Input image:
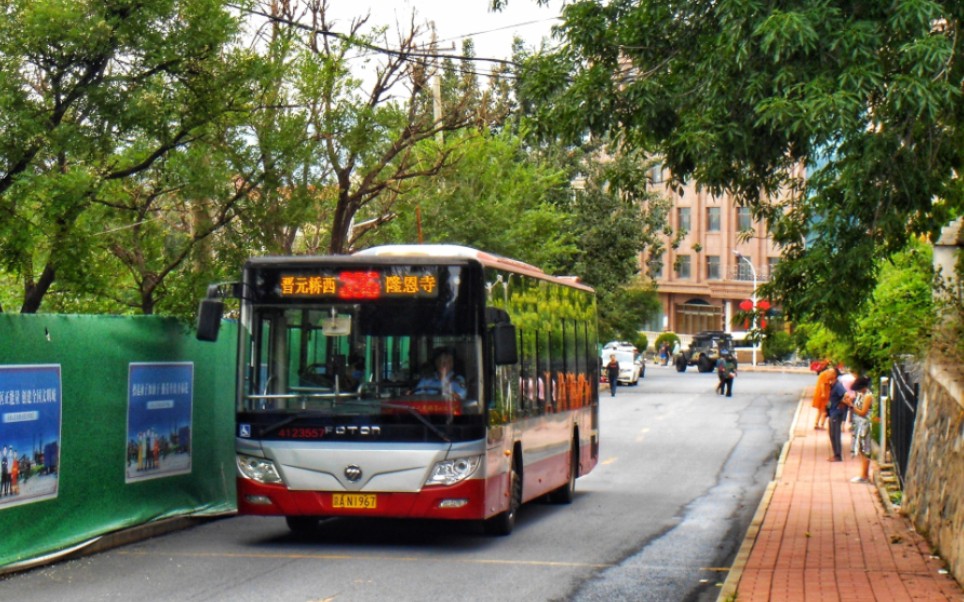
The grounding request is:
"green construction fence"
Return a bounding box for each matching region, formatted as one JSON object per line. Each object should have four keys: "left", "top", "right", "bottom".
{"left": 0, "top": 314, "right": 237, "bottom": 570}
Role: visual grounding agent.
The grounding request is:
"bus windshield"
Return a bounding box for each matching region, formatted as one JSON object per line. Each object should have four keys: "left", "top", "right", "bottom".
{"left": 241, "top": 303, "right": 482, "bottom": 421}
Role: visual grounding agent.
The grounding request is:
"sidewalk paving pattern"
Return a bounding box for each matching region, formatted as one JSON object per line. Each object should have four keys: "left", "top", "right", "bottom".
{"left": 719, "top": 391, "right": 964, "bottom": 601}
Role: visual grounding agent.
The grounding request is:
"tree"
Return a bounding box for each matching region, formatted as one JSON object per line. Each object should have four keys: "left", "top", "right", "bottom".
{"left": 791, "top": 239, "right": 935, "bottom": 375}
{"left": 370, "top": 127, "right": 571, "bottom": 263}
{"left": 851, "top": 239, "right": 934, "bottom": 374}
{"left": 240, "top": 1, "right": 488, "bottom": 256}
{"left": 375, "top": 126, "right": 665, "bottom": 338}
{"left": 511, "top": 0, "right": 963, "bottom": 333}
{"left": 0, "top": 0, "right": 256, "bottom": 313}
{"left": 599, "top": 279, "right": 662, "bottom": 344}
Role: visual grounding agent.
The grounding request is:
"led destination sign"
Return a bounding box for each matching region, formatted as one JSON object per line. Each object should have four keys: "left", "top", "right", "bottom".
{"left": 278, "top": 269, "right": 439, "bottom": 300}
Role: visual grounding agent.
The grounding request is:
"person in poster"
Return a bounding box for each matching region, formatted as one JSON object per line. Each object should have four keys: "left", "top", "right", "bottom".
{"left": 0, "top": 365, "right": 62, "bottom": 508}
{"left": 125, "top": 362, "right": 194, "bottom": 483}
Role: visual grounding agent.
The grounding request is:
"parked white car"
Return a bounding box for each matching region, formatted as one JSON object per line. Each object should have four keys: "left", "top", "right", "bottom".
{"left": 601, "top": 349, "right": 643, "bottom": 386}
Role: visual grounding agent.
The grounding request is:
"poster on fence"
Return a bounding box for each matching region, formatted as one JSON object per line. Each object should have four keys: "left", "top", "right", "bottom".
{"left": 125, "top": 362, "right": 194, "bottom": 483}
{"left": 0, "top": 364, "right": 62, "bottom": 509}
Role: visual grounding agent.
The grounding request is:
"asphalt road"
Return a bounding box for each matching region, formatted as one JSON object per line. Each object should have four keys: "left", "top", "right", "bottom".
{"left": 0, "top": 365, "right": 812, "bottom": 602}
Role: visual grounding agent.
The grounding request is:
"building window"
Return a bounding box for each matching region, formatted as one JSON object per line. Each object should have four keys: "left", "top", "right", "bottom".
{"left": 675, "top": 300, "right": 723, "bottom": 334}
{"left": 650, "top": 162, "right": 664, "bottom": 184}
{"left": 768, "top": 257, "right": 779, "bottom": 279}
{"left": 676, "top": 255, "right": 691, "bottom": 279}
{"left": 737, "top": 207, "right": 752, "bottom": 231}
{"left": 706, "top": 255, "right": 720, "bottom": 280}
{"left": 707, "top": 207, "right": 721, "bottom": 231}
{"left": 737, "top": 260, "right": 755, "bottom": 281}
{"left": 677, "top": 207, "right": 691, "bottom": 233}
{"left": 649, "top": 259, "right": 664, "bottom": 279}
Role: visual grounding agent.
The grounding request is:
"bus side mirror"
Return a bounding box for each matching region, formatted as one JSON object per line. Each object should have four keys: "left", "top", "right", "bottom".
{"left": 196, "top": 298, "right": 224, "bottom": 342}
{"left": 493, "top": 323, "right": 517, "bottom": 365}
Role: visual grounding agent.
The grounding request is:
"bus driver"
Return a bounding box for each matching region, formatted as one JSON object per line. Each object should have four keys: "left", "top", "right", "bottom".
{"left": 414, "top": 350, "right": 466, "bottom": 399}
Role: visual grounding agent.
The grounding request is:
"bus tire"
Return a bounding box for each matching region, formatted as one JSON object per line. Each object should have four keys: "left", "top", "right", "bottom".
{"left": 547, "top": 439, "right": 578, "bottom": 504}
{"left": 484, "top": 459, "right": 521, "bottom": 536}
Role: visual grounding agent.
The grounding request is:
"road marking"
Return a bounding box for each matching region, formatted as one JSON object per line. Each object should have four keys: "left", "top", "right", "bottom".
{"left": 601, "top": 457, "right": 618, "bottom": 465}
{"left": 118, "top": 550, "right": 612, "bottom": 569}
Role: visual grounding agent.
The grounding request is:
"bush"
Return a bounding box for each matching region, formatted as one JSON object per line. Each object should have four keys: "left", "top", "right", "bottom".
{"left": 654, "top": 332, "right": 680, "bottom": 353}
{"left": 633, "top": 334, "right": 649, "bottom": 352}
{"left": 762, "top": 330, "right": 794, "bottom": 362}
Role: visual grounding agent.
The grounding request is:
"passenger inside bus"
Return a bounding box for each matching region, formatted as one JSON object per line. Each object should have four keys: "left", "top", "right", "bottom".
{"left": 413, "top": 349, "right": 466, "bottom": 399}
{"left": 300, "top": 355, "right": 356, "bottom": 390}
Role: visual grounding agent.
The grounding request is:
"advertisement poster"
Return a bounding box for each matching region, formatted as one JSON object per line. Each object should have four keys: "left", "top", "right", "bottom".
{"left": 126, "top": 363, "right": 193, "bottom": 483}
{"left": 0, "top": 365, "right": 62, "bottom": 509}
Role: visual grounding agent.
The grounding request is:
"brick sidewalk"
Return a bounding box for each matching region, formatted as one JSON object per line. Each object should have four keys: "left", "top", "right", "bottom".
{"left": 719, "top": 394, "right": 963, "bottom": 601}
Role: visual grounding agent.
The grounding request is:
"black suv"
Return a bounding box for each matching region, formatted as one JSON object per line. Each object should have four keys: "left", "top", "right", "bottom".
{"left": 674, "top": 331, "right": 734, "bottom": 373}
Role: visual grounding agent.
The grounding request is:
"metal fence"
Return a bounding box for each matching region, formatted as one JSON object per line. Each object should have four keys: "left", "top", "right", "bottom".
{"left": 889, "top": 361, "right": 920, "bottom": 488}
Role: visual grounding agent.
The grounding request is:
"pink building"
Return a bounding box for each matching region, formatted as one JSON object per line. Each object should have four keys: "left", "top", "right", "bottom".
{"left": 642, "top": 166, "right": 788, "bottom": 338}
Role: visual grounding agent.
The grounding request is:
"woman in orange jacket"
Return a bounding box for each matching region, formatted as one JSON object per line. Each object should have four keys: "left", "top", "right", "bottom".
{"left": 811, "top": 363, "right": 837, "bottom": 430}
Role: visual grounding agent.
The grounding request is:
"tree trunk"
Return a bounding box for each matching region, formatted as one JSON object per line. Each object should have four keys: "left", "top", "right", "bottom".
{"left": 21, "top": 264, "right": 56, "bottom": 313}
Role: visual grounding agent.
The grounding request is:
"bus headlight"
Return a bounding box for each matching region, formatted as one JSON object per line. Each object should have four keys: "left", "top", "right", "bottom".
{"left": 237, "top": 454, "right": 283, "bottom": 484}
{"left": 425, "top": 455, "right": 482, "bottom": 487}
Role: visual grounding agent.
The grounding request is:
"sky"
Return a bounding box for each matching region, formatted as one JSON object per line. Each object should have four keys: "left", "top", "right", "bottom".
{"left": 335, "top": 0, "right": 564, "bottom": 62}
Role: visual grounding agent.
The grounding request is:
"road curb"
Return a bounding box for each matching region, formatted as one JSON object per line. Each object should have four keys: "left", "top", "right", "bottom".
{"left": 716, "top": 390, "right": 807, "bottom": 601}
{"left": 0, "top": 513, "right": 233, "bottom": 578}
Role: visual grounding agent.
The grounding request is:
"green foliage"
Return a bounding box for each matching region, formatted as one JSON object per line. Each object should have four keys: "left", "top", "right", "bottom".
{"left": 547, "top": 144, "right": 672, "bottom": 300}
{"left": 762, "top": 330, "right": 794, "bottom": 362}
{"left": 0, "top": 3, "right": 678, "bottom": 322}
{"left": 371, "top": 128, "right": 571, "bottom": 267}
{"left": 791, "top": 239, "right": 934, "bottom": 376}
{"left": 654, "top": 332, "right": 681, "bottom": 352}
{"left": 0, "top": 0, "right": 256, "bottom": 314}
{"left": 633, "top": 334, "right": 649, "bottom": 353}
{"left": 371, "top": 128, "right": 668, "bottom": 340}
{"left": 850, "top": 239, "right": 934, "bottom": 373}
{"left": 791, "top": 321, "right": 848, "bottom": 365}
{"left": 598, "top": 280, "right": 662, "bottom": 344}
{"left": 519, "top": 0, "right": 964, "bottom": 331}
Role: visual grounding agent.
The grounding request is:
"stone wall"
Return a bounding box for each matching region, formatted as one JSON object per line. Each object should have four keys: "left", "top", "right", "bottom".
{"left": 903, "top": 358, "right": 964, "bottom": 585}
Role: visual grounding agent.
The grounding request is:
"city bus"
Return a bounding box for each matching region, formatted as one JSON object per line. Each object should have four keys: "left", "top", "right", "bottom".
{"left": 196, "top": 244, "right": 599, "bottom": 535}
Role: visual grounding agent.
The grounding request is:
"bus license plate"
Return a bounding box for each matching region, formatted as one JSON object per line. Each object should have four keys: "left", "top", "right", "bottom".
{"left": 332, "top": 493, "right": 377, "bottom": 509}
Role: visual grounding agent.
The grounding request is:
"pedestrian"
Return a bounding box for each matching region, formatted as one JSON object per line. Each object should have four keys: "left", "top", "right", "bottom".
{"left": 845, "top": 376, "right": 875, "bottom": 483}
{"left": 605, "top": 354, "right": 620, "bottom": 397}
{"left": 716, "top": 351, "right": 738, "bottom": 397}
{"left": 715, "top": 355, "right": 726, "bottom": 395}
{"left": 811, "top": 361, "right": 836, "bottom": 430}
{"left": 826, "top": 368, "right": 847, "bottom": 462}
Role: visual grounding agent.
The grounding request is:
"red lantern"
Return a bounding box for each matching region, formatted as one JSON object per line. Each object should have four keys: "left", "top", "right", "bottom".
{"left": 758, "top": 300, "right": 771, "bottom": 311}
{"left": 739, "top": 299, "right": 753, "bottom": 311}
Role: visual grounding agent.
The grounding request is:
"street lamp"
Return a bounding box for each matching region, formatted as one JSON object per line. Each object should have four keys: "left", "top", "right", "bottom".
{"left": 733, "top": 250, "right": 759, "bottom": 366}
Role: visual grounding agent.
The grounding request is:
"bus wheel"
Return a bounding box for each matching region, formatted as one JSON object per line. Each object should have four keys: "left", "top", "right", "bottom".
{"left": 484, "top": 461, "right": 521, "bottom": 536}
{"left": 547, "top": 440, "right": 578, "bottom": 504}
{"left": 285, "top": 516, "right": 320, "bottom": 533}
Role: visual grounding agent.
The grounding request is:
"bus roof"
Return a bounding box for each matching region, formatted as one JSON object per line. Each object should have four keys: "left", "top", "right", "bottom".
{"left": 244, "top": 245, "right": 593, "bottom": 293}
{"left": 353, "top": 245, "right": 594, "bottom": 292}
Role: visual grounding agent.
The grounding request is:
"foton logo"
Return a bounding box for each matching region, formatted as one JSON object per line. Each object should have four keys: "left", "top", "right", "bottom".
{"left": 334, "top": 426, "right": 382, "bottom": 436}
